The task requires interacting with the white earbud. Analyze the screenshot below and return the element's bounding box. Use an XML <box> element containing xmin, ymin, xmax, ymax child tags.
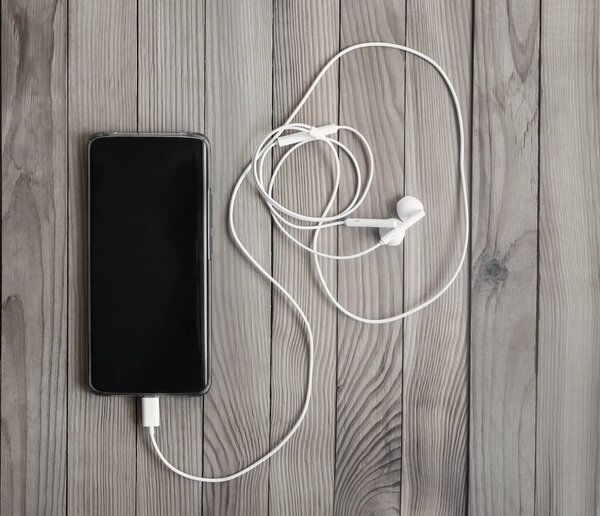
<box><xmin>345</xmin><ymin>196</ymin><xmax>425</xmax><ymax>246</ymax></box>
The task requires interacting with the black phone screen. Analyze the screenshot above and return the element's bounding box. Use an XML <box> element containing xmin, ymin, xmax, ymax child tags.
<box><xmin>88</xmin><ymin>134</ymin><xmax>210</xmax><ymax>395</ymax></box>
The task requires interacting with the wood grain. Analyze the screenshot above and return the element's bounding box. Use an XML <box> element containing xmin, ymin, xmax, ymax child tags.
<box><xmin>1</xmin><ymin>0</ymin><xmax>68</xmax><ymax>514</ymax></box>
<box><xmin>335</xmin><ymin>2</ymin><xmax>405</xmax><ymax>515</ymax></box>
<box><xmin>136</xmin><ymin>1</ymin><xmax>205</xmax><ymax>514</ymax></box>
<box><xmin>202</xmin><ymin>0</ymin><xmax>273</xmax><ymax>513</ymax></box>
<box><xmin>469</xmin><ymin>0</ymin><xmax>539</xmax><ymax>514</ymax></box>
<box><xmin>402</xmin><ymin>0</ymin><xmax>472</xmax><ymax>513</ymax></box>
<box><xmin>67</xmin><ymin>1</ymin><xmax>138</xmax><ymax>514</ymax></box>
<box><xmin>269</xmin><ymin>1</ymin><xmax>338</xmax><ymax>513</ymax></box>
<box><xmin>536</xmin><ymin>0</ymin><xmax>600</xmax><ymax>513</ymax></box>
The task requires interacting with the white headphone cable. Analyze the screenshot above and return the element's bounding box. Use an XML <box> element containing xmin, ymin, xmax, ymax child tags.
<box><xmin>143</xmin><ymin>41</ymin><xmax>469</xmax><ymax>483</ymax></box>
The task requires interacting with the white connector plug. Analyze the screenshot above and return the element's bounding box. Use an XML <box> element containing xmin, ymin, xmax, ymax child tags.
<box><xmin>141</xmin><ymin>396</ymin><xmax>160</xmax><ymax>429</ymax></box>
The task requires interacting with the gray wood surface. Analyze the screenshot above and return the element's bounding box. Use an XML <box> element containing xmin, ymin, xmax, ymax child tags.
<box><xmin>2</xmin><ymin>0</ymin><xmax>600</xmax><ymax>515</ymax></box>
<box><xmin>402</xmin><ymin>0</ymin><xmax>472</xmax><ymax>513</ymax></box>
<box><xmin>270</xmin><ymin>1</ymin><xmax>338</xmax><ymax>514</ymax></box>
<box><xmin>1</xmin><ymin>1</ymin><xmax>68</xmax><ymax>514</ymax></box>
<box><xmin>202</xmin><ymin>0</ymin><xmax>272</xmax><ymax>514</ymax></box>
<box><xmin>536</xmin><ymin>0</ymin><xmax>600</xmax><ymax>514</ymax></box>
<box><xmin>469</xmin><ymin>0</ymin><xmax>539</xmax><ymax>514</ymax></box>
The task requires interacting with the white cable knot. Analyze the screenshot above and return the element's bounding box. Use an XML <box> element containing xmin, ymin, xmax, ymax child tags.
<box><xmin>277</xmin><ymin>124</ymin><xmax>338</xmax><ymax>147</ymax></box>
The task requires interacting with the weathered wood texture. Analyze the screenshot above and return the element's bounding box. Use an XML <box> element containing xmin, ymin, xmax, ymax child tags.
<box><xmin>402</xmin><ymin>0</ymin><xmax>472</xmax><ymax>513</ymax></box>
<box><xmin>536</xmin><ymin>0</ymin><xmax>600</xmax><ymax>514</ymax></box>
<box><xmin>469</xmin><ymin>0</ymin><xmax>539</xmax><ymax>514</ymax></box>
<box><xmin>270</xmin><ymin>1</ymin><xmax>338</xmax><ymax>514</ymax></box>
<box><xmin>336</xmin><ymin>2</ymin><xmax>406</xmax><ymax>515</ymax></box>
<box><xmin>67</xmin><ymin>1</ymin><xmax>138</xmax><ymax>515</ymax></box>
<box><xmin>1</xmin><ymin>0</ymin><xmax>68</xmax><ymax>514</ymax></box>
<box><xmin>2</xmin><ymin>0</ymin><xmax>600</xmax><ymax>515</ymax></box>
<box><xmin>136</xmin><ymin>2</ymin><xmax>205</xmax><ymax>514</ymax></box>
<box><xmin>202</xmin><ymin>0</ymin><xmax>272</xmax><ymax>514</ymax></box>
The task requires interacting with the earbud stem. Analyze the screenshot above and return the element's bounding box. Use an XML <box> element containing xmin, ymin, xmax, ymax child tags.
<box><xmin>400</xmin><ymin>210</ymin><xmax>425</xmax><ymax>230</ymax></box>
<box><xmin>379</xmin><ymin>209</ymin><xmax>425</xmax><ymax>246</ymax></box>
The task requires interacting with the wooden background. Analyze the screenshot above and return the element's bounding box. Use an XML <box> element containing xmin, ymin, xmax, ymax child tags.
<box><xmin>2</xmin><ymin>0</ymin><xmax>599</xmax><ymax>514</ymax></box>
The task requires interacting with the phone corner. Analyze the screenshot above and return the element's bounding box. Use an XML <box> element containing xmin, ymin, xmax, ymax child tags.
<box><xmin>88</xmin><ymin>377</ymin><xmax>110</xmax><ymax>396</ymax></box>
<box><xmin>186</xmin><ymin>133</ymin><xmax>211</xmax><ymax>156</ymax></box>
<box><xmin>200</xmin><ymin>375</ymin><xmax>212</xmax><ymax>396</ymax></box>
<box><xmin>88</xmin><ymin>132</ymin><xmax>112</xmax><ymax>148</ymax></box>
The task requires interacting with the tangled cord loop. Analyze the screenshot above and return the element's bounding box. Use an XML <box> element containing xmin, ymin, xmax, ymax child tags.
<box><xmin>148</xmin><ymin>41</ymin><xmax>469</xmax><ymax>483</ymax></box>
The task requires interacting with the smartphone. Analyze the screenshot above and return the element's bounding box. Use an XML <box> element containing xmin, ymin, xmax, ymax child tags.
<box><xmin>88</xmin><ymin>133</ymin><xmax>210</xmax><ymax>395</ymax></box>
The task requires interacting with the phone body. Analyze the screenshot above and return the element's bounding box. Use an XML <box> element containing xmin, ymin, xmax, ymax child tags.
<box><xmin>88</xmin><ymin>133</ymin><xmax>211</xmax><ymax>395</ymax></box>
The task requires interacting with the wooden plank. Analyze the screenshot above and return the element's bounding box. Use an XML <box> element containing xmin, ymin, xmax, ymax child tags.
<box><xmin>1</xmin><ymin>0</ymin><xmax>68</xmax><ymax>514</ymax></box>
<box><xmin>136</xmin><ymin>1</ymin><xmax>205</xmax><ymax>514</ymax></box>
<box><xmin>469</xmin><ymin>0</ymin><xmax>539</xmax><ymax>514</ymax></box>
<box><xmin>202</xmin><ymin>0</ymin><xmax>272</xmax><ymax>513</ymax></box>
<box><xmin>269</xmin><ymin>1</ymin><xmax>338</xmax><ymax>513</ymax></box>
<box><xmin>335</xmin><ymin>2</ymin><xmax>405</xmax><ymax>515</ymax></box>
<box><xmin>67</xmin><ymin>1</ymin><xmax>137</xmax><ymax>514</ymax></box>
<box><xmin>536</xmin><ymin>0</ymin><xmax>600</xmax><ymax>513</ymax></box>
<box><xmin>402</xmin><ymin>0</ymin><xmax>472</xmax><ymax>513</ymax></box>
<box><xmin>138</xmin><ymin>0</ymin><xmax>204</xmax><ymax>134</ymax></box>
